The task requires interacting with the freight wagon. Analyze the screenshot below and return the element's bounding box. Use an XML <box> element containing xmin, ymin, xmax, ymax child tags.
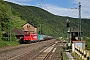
<box><xmin>38</xmin><ymin>34</ymin><xmax>45</xmax><ymax>41</ymax></box>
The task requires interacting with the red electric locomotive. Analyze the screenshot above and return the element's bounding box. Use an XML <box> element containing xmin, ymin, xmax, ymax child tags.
<box><xmin>24</xmin><ymin>32</ymin><xmax>38</xmax><ymax>43</ymax></box>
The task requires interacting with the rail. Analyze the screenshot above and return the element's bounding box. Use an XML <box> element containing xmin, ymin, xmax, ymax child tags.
<box><xmin>75</xmin><ymin>45</ymin><xmax>90</xmax><ymax>60</ymax></box>
<box><xmin>30</xmin><ymin>43</ymin><xmax>57</xmax><ymax>60</ymax></box>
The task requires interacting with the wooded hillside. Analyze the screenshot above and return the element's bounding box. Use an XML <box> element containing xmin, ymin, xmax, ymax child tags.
<box><xmin>1</xmin><ymin>0</ymin><xmax>90</xmax><ymax>38</ymax></box>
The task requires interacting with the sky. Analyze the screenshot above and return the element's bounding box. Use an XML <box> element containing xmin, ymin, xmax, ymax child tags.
<box><xmin>4</xmin><ymin>0</ymin><xmax>90</xmax><ymax>18</ymax></box>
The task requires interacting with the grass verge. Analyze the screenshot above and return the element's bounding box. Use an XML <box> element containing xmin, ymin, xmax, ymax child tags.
<box><xmin>58</xmin><ymin>46</ymin><xmax>69</xmax><ymax>60</ymax></box>
<box><xmin>71</xmin><ymin>52</ymin><xmax>82</xmax><ymax>60</ymax></box>
<box><xmin>0</xmin><ymin>40</ymin><xmax>19</xmax><ymax>48</ymax></box>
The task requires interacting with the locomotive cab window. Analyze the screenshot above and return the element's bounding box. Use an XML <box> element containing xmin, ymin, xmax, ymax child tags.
<box><xmin>25</xmin><ymin>34</ymin><xmax>30</xmax><ymax>36</ymax></box>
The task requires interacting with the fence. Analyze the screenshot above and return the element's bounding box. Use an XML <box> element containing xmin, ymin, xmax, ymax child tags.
<box><xmin>75</xmin><ymin>45</ymin><xmax>90</xmax><ymax>60</ymax></box>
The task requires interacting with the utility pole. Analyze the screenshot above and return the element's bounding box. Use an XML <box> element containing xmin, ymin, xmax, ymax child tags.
<box><xmin>0</xmin><ymin>8</ymin><xmax>1</xmax><ymax>40</ymax></box>
<box><xmin>0</xmin><ymin>22</ymin><xmax>1</xmax><ymax>40</ymax></box>
<box><xmin>71</xmin><ymin>2</ymin><xmax>81</xmax><ymax>40</ymax></box>
<box><xmin>40</xmin><ymin>24</ymin><xmax>41</xmax><ymax>34</ymax></box>
<box><xmin>78</xmin><ymin>2</ymin><xmax>81</xmax><ymax>40</ymax></box>
<box><xmin>8</xmin><ymin>6</ymin><xmax>12</xmax><ymax>42</ymax></box>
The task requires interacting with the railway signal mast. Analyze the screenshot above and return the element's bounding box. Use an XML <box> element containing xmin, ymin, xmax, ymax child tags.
<box><xmin>66</xmin><ymin>19</ymin><xmax>71</xmax><ymax>43</ymax></box>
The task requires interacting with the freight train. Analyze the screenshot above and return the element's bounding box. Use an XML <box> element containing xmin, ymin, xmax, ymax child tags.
<box><xmin>19</xmin><ymin>22</ymin><xmax>53</xmax><ymax>44</ymax></box>
<box><xmin>19</xmin><ymin>33</ymin><xmax>53</xmax><ymax>44</ymax></box>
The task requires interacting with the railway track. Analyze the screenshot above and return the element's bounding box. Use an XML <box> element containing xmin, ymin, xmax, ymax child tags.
<box><xmin>0</xmin><ymin>44</ymin><xmax>36</xmax><ymax>60</ymax></box>
<box><xmin>0</xmin><ymin>39</ymin><xmax>56</xmax><ymax>60</ymax></box>
<box><xmin>30</xmin><ymin>41</ymin><xmax>58</xmax><ymax>60</ymax></box>
<box><xmin>0</xmin><ymin>44</ymin><xmax>33</xmax><ymax>53</ymax></box>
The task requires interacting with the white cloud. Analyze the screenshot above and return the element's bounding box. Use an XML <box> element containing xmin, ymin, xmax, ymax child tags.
<box><xmin>72</xmin><ymin>0</ymin><xmax>90</xmax><ymax>18</ymax></box>
<box><xmin>4</xmin><ymin>0</ymin><xmax>32</xmax><ymax>3</ymax></box>
<box><xmin>41</xmin><ymin>0</ymin><xmax>90</xmax><ymax>18</ymax></box>
<box><xmin>42</xmin><ymin>4</ymin><xmax>78</xmax><ymax>18</ymax></box>
<box><xmin>4</xmin><ymin>0</ymin><xmax>33</xmax><ymax>5</ymax></box>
